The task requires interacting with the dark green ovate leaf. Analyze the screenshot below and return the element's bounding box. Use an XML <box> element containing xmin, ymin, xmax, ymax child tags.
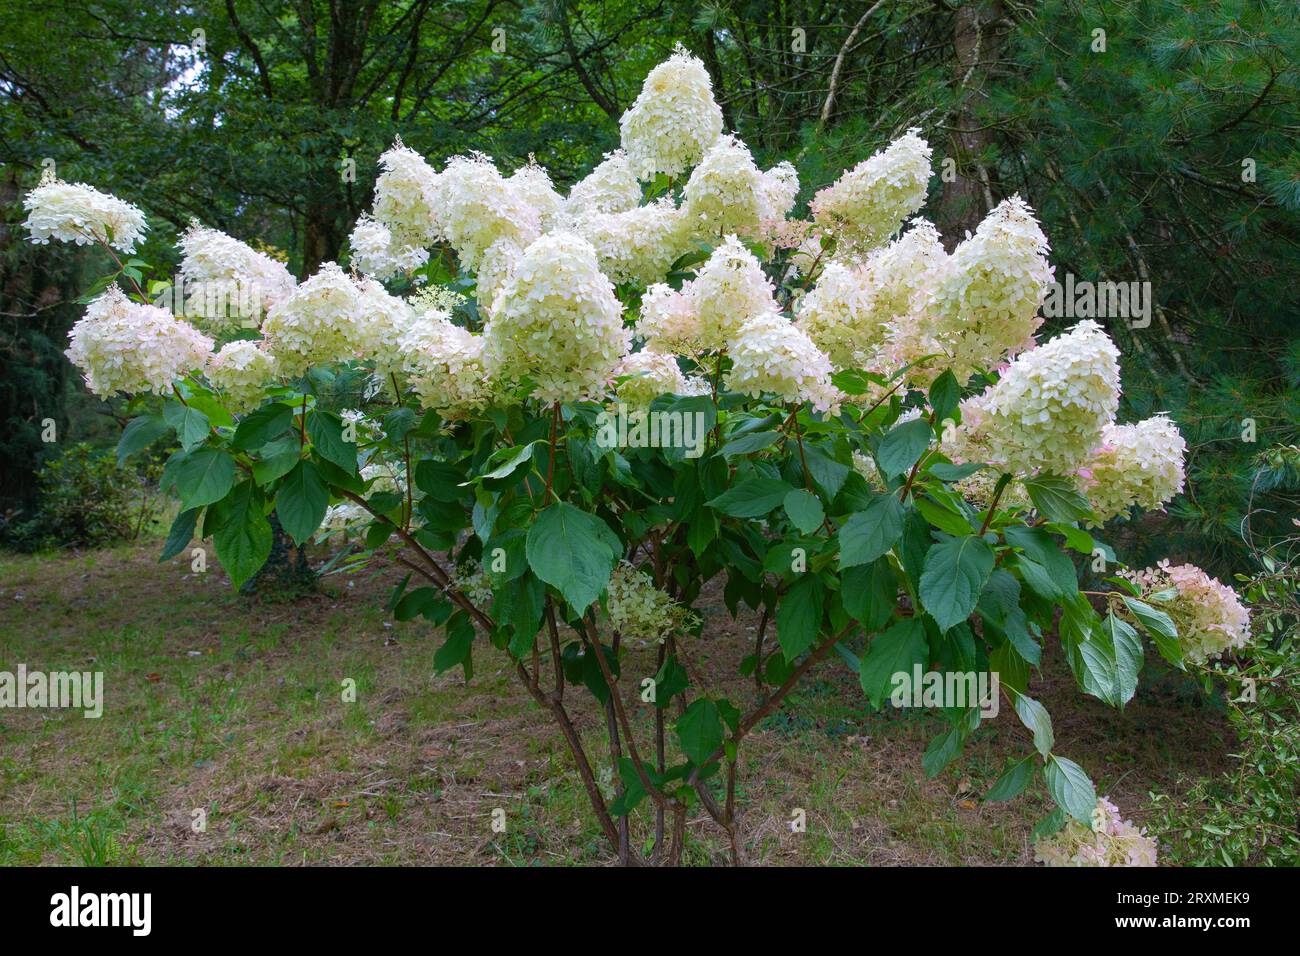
<box><xmin>928</xmin><ymin>370</ymin><xmax>961</xmax><ymax>424</ymax></box>
<box><xmin>919</xmin><ymin>536</ymin><xmax>995</xmax><ymax>632</ymax></box>
<box><xmin>676</xmin><ymin>699</ymin><xmax>724</xmax><ymax>766</ymax></box>
<box><xmin>117</xmin><ymin>414</ymin><xmax>169</xmax><ymax>464</ymax></box>
<box><xmin>433</xmin><ymin>612</ymin><xmax>476</xmax><ymax>678</ymax></box>
<box><xmin>1103</xmin><ymin>612</ymin><xmax>1143</xmax><ymax>706</ymax></box>
<box><xmin>275</xmin><ymin>459</ymin><xmax>329</xmax><ymax>545</ymax></box>
<box><xmin>776</xmin><ymin>574</ymin><xmax>824</xmax><ymax>661</ymax></box>
<box><xmin>307</xmin><ymin>409</ymin><xmax>358</xmax><ymax>474</ymax></box>
<box><xmin>840</xmin><ymin>559</ymin><xmax>898</xmax><ymax>633</ymax></box>
<box><xmin>837</xmin><ymin>494</ymin><xmax>905</xmax><ymax>569</ymax></box>
<box><xmin>984</xmin><ymin>755</ymin><xmax>1037</xmax><ymax>803</ymax></box>
<box><xmin>922</xmin><ymin>726</ymin><xmax>964</xmax><ymax>778</ymax></box>
<box><xmin>159</xmin><ymin>507</ymin><xmax>200</xmax><ymax>563</ymax></box>
<box><xmin>706</xmin><ymin>477</ymin><xmax>795</xmax><ymax>518</ymax></box>
<box><xmin>232</xmin><ymin>402</ymin><xmax>294</xmax><ymax>452</ymax></box>
<box><xmin>209</xmin><ymin>480</ymin><xmax>272</xmax><ymax>591</ymax></box>
<box><xmin>163</xmin><ymin>401</ymin><xmax>210</xmax><ymax>451</ymax></box>
<box><xmin>1011</xmin><ymin>691</ymin><xmax>1055</xmax><ymax>757</ymax></box>
<box><xmin>524</xmin><ymin>503</ymin><xmax>617</xmax><ymax>613</ymax></box>
<box><xmin>783</xmin><ymin>488</ymin><xmax>825</xmax><ymax>535</ymax></box>
<box><xmin>858</xmin><ymin>617</ymin><xmax>927</xmax><ymax>709</ymax></box>
<box><xmin>1122</xmin><ymin>596</ymin><xmax>1184</xmax><ymax>670</ymax></box>
<box><xmin>1045</xmin><ymin>755</ymin><xmax>1098</xmax><ymax>824</ymax></box>
<box><xmin>169</xmin><ymin>447</ymin><xmax>237</xmax><ymax>510</ymax></box>
<box><xmin>1023</xmin><ymin>473</ymin><xmax>1095</xmax><ymax>524</ymax></box>
<box><xmin>875</xmin><ymin>416</ymin><xmax>933</xmax><ymax>478</ymax></box>
<box><xmin>719</xmin><ymin>431</ymin><xmax>780</xmax><ymax>457</ymax></box>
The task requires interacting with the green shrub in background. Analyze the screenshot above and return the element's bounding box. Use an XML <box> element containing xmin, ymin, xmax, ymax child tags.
<box><xmin>1</xmin><ymin>442</ymin><xmax>161</xmax><ymax>551</ymax></box>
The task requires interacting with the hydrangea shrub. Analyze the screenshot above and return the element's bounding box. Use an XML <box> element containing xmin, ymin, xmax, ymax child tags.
<box><xmin>26</xmin><ymin>45</ymin><xmax>1252</xmax><ymax>866</ymax></box>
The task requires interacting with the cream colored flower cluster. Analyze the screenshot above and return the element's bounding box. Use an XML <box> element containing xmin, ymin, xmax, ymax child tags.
<box><xmin>261</xmin><ymin>262</ymin><xmax>367</xmax><ymax>376</ymax></box>
<box><xmin>1076</xmin><ymin>415</ymin><xmax>1186</xmax><ymax>524</ymax></box>
<box><xmin>808</xmin><ymin>129</ymin><xmax>931</xmax><ymax>253</ymax></box>
<box><xmin>919</xmin><ymin>196</ymin><xmax>1053</xmax><ymax>383</ymax></box>
<box><xmin>613</xmin><ymin>350</ymin><xmax>689</xmax><ymax>408</ymax></box>
<box><xmin>1123</xmin><ymin>561</ymin><xmax>1251</xmax><ymax>663</ymax></box>
<box><xmin>347</xmin><ymin>214</ymin><xmax>430</xmax><ymax>280</ymax></box>
<box><xmin>434</xmin><ymin>153</ymin><xmax>542</xmax><ymax>273</ymax></box>
<box><xmin>575</xmin><ymin>197</ymin><xmax>689</xmax><ymax>286</ymax></box>
<box><xmin>23</xmin><ymin>169</ymin><xmax>148</xmax><ymax>253</ymax></box>
<box><xmin>686</xmin><ymin>236</ymin><xmax>778</xmax><ymax>352</ymax></box>
<box><xmin>605</xmin><ymin>562</ymin><xmax>696</xmax><ymax>644</ymax></box>
<box><xmin>399</xmin><ymin>315</ymin><xmax>492</xmax><ymax>420</ymax></box>
<box><xmin>372</xmin><ymin>139</ymin><xmax>442</xmax><ymax>247</ymax></box>
<box><xmin>482</xmin><ymin>232</ymin><xmax>630</xmax><ymax>403</ymax></box>
<box><xmin>680</xmin><ymin>135</ymin><xmax>794</xmax><ymax>240</ymax></box>
<box><xmin>635</xmin><ymin>283</ymin><xmax>703</xmax><ymax>357</ymax></box>
<box><xmin>1033</xmin><ymin>796</ymin><xmax>1158</xmax><ymax>867</ymax></box>
<box><xmin>177</xmin><ymin>221</ymin><xmax>298</xmax><ymax>330</ymax></box>
<box><xmin>66</xmin><ymin>287</ymin><xmax>212</xmax><ymax>397</ymax></box>
<box><xmin>945</xmin><ymin>320</ymin><xmax>1121</xmax><ymax>476</ymax></box>
<box><xmin>205</xmin><ymin>340</ymin><xmax>278</xmax><ymax>412</ymax></box>
<box><xmin>727</xmin><ymin>309</ymin><xmax>840</xmax><ymax>413</ymax></box>
<box><xmin>619</xmin><ymin>45</ymin><xmax>723</xmax><ymax>181</ymax></box>
<box><xmin>565</xmin><ymin>150</ymin><xmax>642</xmax><ymax>217</ymax></box>
<box><xmin>452</xmin><ymin>562</ymin><xmax>495</xmax><ymax>609</ymax></box>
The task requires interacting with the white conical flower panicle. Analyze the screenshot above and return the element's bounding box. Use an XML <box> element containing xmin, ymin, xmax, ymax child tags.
<box><xmin>483</xmin><ymin>232</ymin><xmax>631</xmax><ymax>403</ymax></box>
<box><xmin>347</xmin><ymin>214</ymin><xmax>429</xmax><ymax>280</ymax></box>
<box><xmin>920</xmin><ymin>196</ymin><xmax>1053</xmax><ymax>381</ymax></box>
<box><xmin>1123</xmin><ymin>562</ymin><xmax>1251</xmax><ymax>663</ymax></box>
<box><xmin>680</xmin><ymin>135</ymin><xmax>773</xmax><ymax>240</ymax></box>
<box><xmin>566</xmin><ymin>149</ymin><xmax>642</xmax><ymax>217</ymax></box>
<box><xmin>575</xmin><ymin>197</ymin><xmax>688</xmax><ymax>286</ymax></box>
<box><xmin>953</xmin><ymin>320</ymin><xmax>1121</xmax><ymax>476</ymax></box>
<box><xmin>619</xmin><ymin>45</ymin><xmax>723</xmax><ymax>181</ymax></box>
<box><xmin>635</xmin><ymin>283</ymin><xmax>703</xmax><ymax>357</ymax></box>
<box><xmin>206</xmin><ymin>340</ymin><xmax>278</xmax><ymax>412</ymax></box>
<box><xmin>66</xmin><ymin>287</ymin><xmax>213</xmax><ymax>397</ymax></box>
<box><xmin>474</xmin><ymin>237</ymin><xmax>524</xmax><ymax>318</ymax></box>
<box><xmin>434</xmin><ymin>153</ymin><xmax>541</xmax><ymax>272</ymax></box>
<box><xmin>508</xmin><ymin>159</ymin><xmax>566</xmax><ymax>232</ymax></box>
<box><xmin>177</xmin><ymin>221</ymin><xmax>297</xmax><ymax>330</ymax></box>
<box><xmin>759</xmin><ymin>162</ymin><xmax>800</xmax><ymax>223</ymax></box>
<box><xmin>727</xmin><ymin>309</ymin><xmax>840</xmax><ymax>412</ymax></box>
<box><xmin>688</xmin><ymin>235</ymin><xmax>778</xmax><ymax>352</ymax></box>
<box><xmin>353</xmin><ymin>276</ymin><xmax>419</xmax><ymax>370</ymax></box>
<box><xmin>24</xmin><ymin>170</ymin><xmax>148</xmax><ymax>253</ymax></box>
<box><xmin>373</xmin><ymin>139</ymin><xmax>442</xmax><ymax>247</ymax></box>
<box><xmin>261</xmin><ymin>262</ymin><xmax>366</xmax><ymax>375</ymax></box>
<box><xmin>613</xmin><ymin>349</ymin><xmax>689</xmax><ymax>408</ymax></box>
<box><xmin>398</xmin><ymin>316</ymin><xmax>492</xmax><ymax>420</ymax></box>
<box><xmin>796</xmin><ymin>261</ymin><xmax>884</xmax><ymax>370</ymax></box>
<box><xmin>1077</xmin><ymin>415</ymin><xmax>1187</xmax><ymax>524</ymax></box>
<box><xmin>809</xmin><ymin>129</ymin><xmax>931</xmax><ymax>252</ymax></box>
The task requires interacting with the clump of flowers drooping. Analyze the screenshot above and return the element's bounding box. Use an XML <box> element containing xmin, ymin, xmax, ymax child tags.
<box><xmin>321</xmin><ymin>460</ymin><xmax>405</xmax><ymax>538</ymax></box>
<box><xmin>66</xmin><ymin>287</ymin><xmax>213</xmax><ymax>397</ymax></box>
<box><xmin>680</xmin><ymin>135</ymin><xmax>787</xmax><ymax>240</ymax></box>
<box><xmin>613</xmin><ymin>350</ymin><xmax>689</xmax><ymax>408</ymax></box>
<box><xmin>398</xmin><ymin>314</ymin><xmax>492</xmax><ymax>421</ymax></box>
<box><xmin>636</xmin><ymin>283</ymin><xmax>703</xmax><ymax>357</ymax></box>
<box><xmin>177</xmin><ymin>221</ymin><xmax>298</xmax><ymax>330</ymax></box>
<box><xmin>605</xmin><ymin>562</ymin><xmax>697</xmax><ymax>644</ymax></box>
<box><xmin>727</xmin><ymin>309</ymin><xmax>840</xmax><ymax>413</ymax></box>
<box><xmin>206</xmin><ymin>340</ymin><xmax>278</xmax><ymax>412</ymax></box>
<box><xmin>23</xmin><ymin>169</ymin><xmax>148</xmax><ymax>253</ymax></box>
<box><xmin>915</xmin><ymin>196</ymin><xmax>1053</xmax><ymax>384</ymax></box>
<box><xmin>508</xmin><ymin>158</ymin><xmax>567</xmax><ymax>232</ymax></box>
<box><xmin>347</xmin><ymin>214</ymin><xmax>430</xmax><ymax>280</ymax></box>
<box><xmin>619</xmin><ymin>44</ymin><xmax>723</xmax><ymax>181</ymax></box>
<box><xmin>1033</xmin><ymin>796</ymin><xmax>1158</xmax><ymax>867</ymax></box>
<box><xmin>1076</xmin><ymin>415</ymin><xmax>1187</xmax><ymax>524</ymax></box>
<box><xmin>372</xmin><ymin>138</ymin><xmax>442</xmax><ymax>247</ymax></box>
<box><xmin>945</xmin><ymin>320</ymin><xmax>1121</xmax><ymax>477</ymax></box>
<box><xmin>260</xmin><ymin>262</ymin><xmax>366</xmax><ymax>376</ymax></box>
<box><xmin>808</xmin><ymin>129</ymin><xmax>931</xmax><ymax>253</ymax></box>
<box><xmin>1122</xmin><ymin>561</ymin><xmax>1251</xmax><ymax>663</ymax></box>
<box><xmin>565</xmin><ymin>149</ymin><xmax>642</xmax><ymax>218</ymax></box>
<box><xmin>452</xmin><ymin>561</ymin><xmax>495</xmax><ymax>609</ymax></box>
<box><xmin>575</xmin><ymin>197</ymin><xmax>689</xmax><ymax>286</ymax></box>
<box><xmin>483</xmin><ymin>232</ymin><xmax>630</xmax><ymax>403</ymax></box>
<box><xmin>434</xmin><ymin>153</ymin><xmax>541</xmax><ymax>273</ymax></box>
<box><xmin>687</xmin><ymin>236</ymin><xmax>779</xmax><ymax>352</ymax></box>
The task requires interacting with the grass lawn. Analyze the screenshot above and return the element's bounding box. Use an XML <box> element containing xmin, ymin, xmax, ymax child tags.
<box><xmin>0</xmin><ymin>540</ymin><xmax>1235</xmax><ymax>866</ymax></box>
